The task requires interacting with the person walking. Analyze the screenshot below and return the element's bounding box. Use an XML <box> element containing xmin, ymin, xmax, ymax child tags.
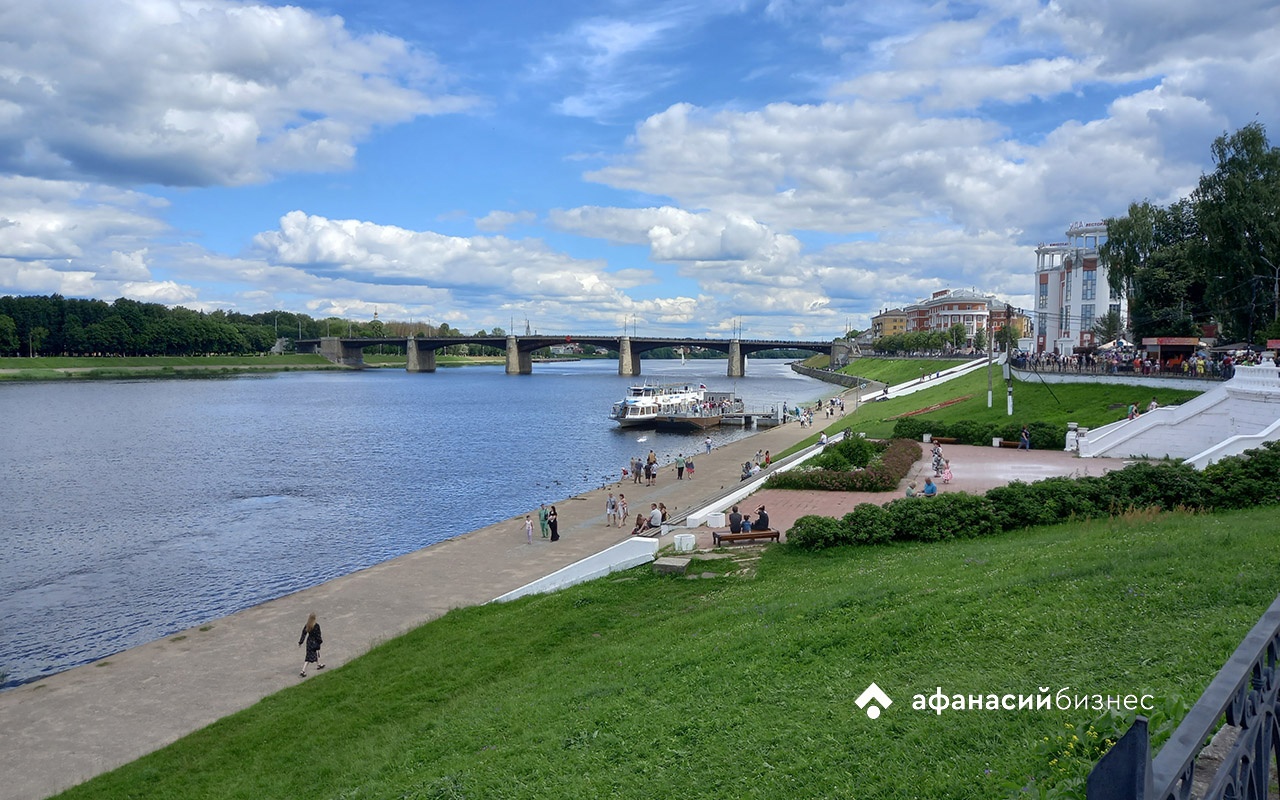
<box><xmin>548</xmin><ymin>506</ymin><xmax>559</xmax><ymax>541</ymax></box>
<box><xmin>704</xmin><ymin>436</ymin><xmax>712</xmax><ymax>454</ymax></box>
<box><xmin>297</xmin><ymin>612</ymin><xmax>325</xmax><ymax>677</ymax></box>
<box><xmin>684</xmin><ymin>455</ymin><xmax>694</xmax><ymax>480</ymax></box>
<box><xmin>1018</xmin><ymin>426</ymin><xmax>1031</xmax><ymax>451</ymax></box>
<box><xmin>605</xmin><ymin>493</ymin><xmax>618</xmax><ymax>526</ymax></box>
<box><xmin>525</xmin><ymin>514</ymin><xmax>534</xmax><ymax>544</ymax></box>
<box><xmin>618</xmin><ymin>493</ymin><xmax>628</xmax><ymax>525</ymax></box>
<box><xmin>538</xmin><ymin>503</ymin><xmax>550</xmax><ymax>538</ymax></box>
<box><xmin>675</xmin><ymin>454</ymin><xmax>686</xmax><ymax>480</ymax></box>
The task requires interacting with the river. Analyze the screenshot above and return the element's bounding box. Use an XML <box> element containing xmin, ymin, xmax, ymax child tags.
<box><xmin>0</xmin><ymin>359</ymin><xmax>830</xmax><ymax>688</ymax></box>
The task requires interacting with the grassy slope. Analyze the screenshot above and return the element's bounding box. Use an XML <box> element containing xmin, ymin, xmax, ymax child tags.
<box><xmin>840</xmin><ymin>356</ymin><xmax>975</xmax><ymax>386</ymax></box>
<box><xmin>58</xmin><ymin>508</ymin><xmax>1280</xmax><ymax>800</ymax></box>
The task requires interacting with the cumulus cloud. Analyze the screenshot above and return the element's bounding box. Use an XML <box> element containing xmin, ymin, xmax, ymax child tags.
<box><xmin>549</xmin><ymin>206</ymin><xmax>801</xmax><ymax>265</ymax></box>
<box><xmin>0</xmin><ymin>0</ymin><xmax>475</xmax><ymax>187</ymax></box>
<box><xmin>475</xmin><ymin>210</ymin><xmax>537</xmax><ymax>232</ymax></box>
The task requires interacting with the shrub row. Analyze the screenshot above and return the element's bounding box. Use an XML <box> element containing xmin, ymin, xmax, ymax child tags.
<box><xmin>763</xmin><ymin>438</ymin><xmax>921</xmax><ymax>493</ymax></box>
<box><xmin>786</xmin><ymin>441</ymin><xmax>1280</xmax><ymax>550</ymax></box>
<box><xmin>891</xmin><ymin>417</ymin><xmax>1064</xmax><ymax>450</ymax></box>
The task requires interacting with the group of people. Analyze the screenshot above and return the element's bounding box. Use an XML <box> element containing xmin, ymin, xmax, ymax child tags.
<box><xmin>905</xmin><ymin>477</ymin><xmax>940</xmax><ymax>498</ymax></box>
<box><xmin>630</xmin><ymin>502</ymin><xmax>669</xmax><ymax>536</ymax></box>
<box><xmin>1125</xmin><ymin>397</ymin><xmax>1161</xmax><ymax>420</ymax></box>
<box><xmin>627</xmin><ymin>451</ymin><xmax>661</xmax><ymax>486</ymax></box>
<box><xmin>526</xmin><ymin>503</ymin><xmax>559</xmax><ymax>542</ymax></box>
<box><xmin>603</xmin><ymin>493</ymin><xmax>630</xmax><ymax>527</ymax></box>
<box><xmin>727</xmin><ymin>504</ymin><xmax>770</xmax><ymax>533</ymax></box>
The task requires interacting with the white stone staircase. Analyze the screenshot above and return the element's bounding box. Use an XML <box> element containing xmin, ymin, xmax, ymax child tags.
<box><xmin>1077</xmin><ymin>361</ymin><xmax>1280</xmax><ymax>466</ymax></box>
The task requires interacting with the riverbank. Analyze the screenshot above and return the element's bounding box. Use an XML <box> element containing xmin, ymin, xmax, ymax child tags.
<box><xmin>0</xmin><ymin>405</ymin><xmax>833</xmax><ymax>800</ymax></box>
<box><xmin>0</xmin><ymin>354</ymin><xmax>525</xmax><ymax>380</ymax></box>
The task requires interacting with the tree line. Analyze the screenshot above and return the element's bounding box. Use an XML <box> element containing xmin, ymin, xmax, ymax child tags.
<box><xmin>1101</xmin><ymin>122</ymin><xmax>1280</xmax><ymax>344</ymax></box>
<box><xmin>0</xmin><ymin>294</ymin><xmax>517</xmax><ymax>358</ymax></box>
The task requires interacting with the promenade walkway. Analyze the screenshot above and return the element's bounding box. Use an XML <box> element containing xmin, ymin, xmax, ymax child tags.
<box><xmin>0</xmin><ymin>374</ymin><xmax>1136</xmax><ymax>800</ymax></box>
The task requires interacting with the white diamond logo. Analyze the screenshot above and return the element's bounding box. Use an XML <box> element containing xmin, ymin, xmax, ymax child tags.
<box><xmin>855</xmin><ymin>682</ymin><xmax>892</xmax><ymax>719</ymax></box>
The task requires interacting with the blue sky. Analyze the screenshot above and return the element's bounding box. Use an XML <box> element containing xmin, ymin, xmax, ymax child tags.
<box><xmin>1</xmin><ymin>0</ymin><xmax>1278</xmax><ymax>338</ymax></box>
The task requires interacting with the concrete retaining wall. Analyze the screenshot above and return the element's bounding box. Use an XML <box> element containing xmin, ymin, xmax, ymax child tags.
<box><xmin>491</xmin><ymin>537</ymin><xmax>661</xmax><ymax>602</ymax></box>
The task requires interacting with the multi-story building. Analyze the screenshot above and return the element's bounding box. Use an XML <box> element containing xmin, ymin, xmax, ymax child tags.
<box><xmin>869</xmin><ymin>308</ymin><xmax>908</xmax><ymax>339</ymax></box>
<box><xmin>1033</xmin><ymin>221</ymin><xmax>1126</xmax><ymax>353</ymax></box>
<box><xmin>905</xmin><ymin>288</ymin><xmax>996</xmax><ymax>340</ymax></box>
<box><xmin>874</xmin><ymin>289</ymin><xmax>1028</xmax><ymax>347</ymax></box>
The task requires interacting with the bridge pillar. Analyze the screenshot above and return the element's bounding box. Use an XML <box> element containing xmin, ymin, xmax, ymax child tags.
<box><xmin>617</xmin><ymin>336</ymin><xmax>640</xmax><ymax>376</ymax></box>
<box><xmin>728</xmin><ymin>340</ymin><xmax>745</xmax><ymax>378</ymax></box>
<box><xmin>406</xmin><ymin>338</ymin><xmax>436</xmax><ymax>373</ymax></box>
<box><xmin>319</xmin><ymin>336</ymin><xmax>365</xmax><ymax>367</ymax></box>
<box><xmin>505</xmin><ymin>335</ymin><xmax>532</xmax><ymax>375</ymax></box>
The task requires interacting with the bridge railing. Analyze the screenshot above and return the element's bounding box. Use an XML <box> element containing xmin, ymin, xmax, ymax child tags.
<box><xmin>1086</xmin><ymin>592</ymin><xmax>1280</xmax><ymax>800</ymax></box>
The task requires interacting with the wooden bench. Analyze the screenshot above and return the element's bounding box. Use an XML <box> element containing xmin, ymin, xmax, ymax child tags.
<box><xmin>713</xmin><ymin>528</ymin><xmax>781</xmax><ymax>546</ymax></box>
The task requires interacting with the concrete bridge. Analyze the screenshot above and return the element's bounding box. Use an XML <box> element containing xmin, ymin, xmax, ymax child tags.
<box><xmin>296</xmin><ymin>335</ymin><xmax>835</xmax><ymax>377</ymax></box>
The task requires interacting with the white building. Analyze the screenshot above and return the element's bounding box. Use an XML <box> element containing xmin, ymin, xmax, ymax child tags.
<box><xmin>1033</xmin><ymin>221</ymin><xmax>1127</xmax><ymax>353</ymax></box>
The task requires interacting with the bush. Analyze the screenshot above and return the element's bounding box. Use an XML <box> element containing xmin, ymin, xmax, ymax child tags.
<box><xmin>811</xmin><ymin>435</ymin><xmax>882</xmax><ymax>471</ymax></box>
<box><xmin>891</xmin><ymin>418</ymin><xmax>929</xmax><ymax>441</ymax></box>
<box><xmin>842</xmin><ymin>503</ymin><xmax>893</xmax><ymax>545</ymax></box>
<box><xmin>1098</xmin><ymin>462</ymin><xmax>1208</xmax><ymax>513</ymax></box>
<box><xmin>786</xmin><ymin>514</ymin><xmax>850</xmax><ymax>550</ymax></box>
<box><xmin>765</xmin><ymin>438</ymin><xmax>920</xmax><ymax>493</ymax></box>
<box><xmin>948</xmin><ymin>419</ymin><xmax>992</xmax><ymax>446</ymax></box>
<box><xmin>882</xmin><ymin>493</ymin><xmax>999</xmax><ymax>542</ymax></box>
<box><xmin>1203</xmin><ymin>440</ymin><xmax>1280</xmax><ymax>510</ymax></box>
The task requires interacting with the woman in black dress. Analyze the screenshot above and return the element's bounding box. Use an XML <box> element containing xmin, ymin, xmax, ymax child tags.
<box><xmin>298</xmin><ymin>612</ymin><xmax>325</xmax><ymax>676</ymax></box>
<box><xmin>548</xmin><ymin>506</ymin><xmax>560</xmax><ymax>541</ymax></box>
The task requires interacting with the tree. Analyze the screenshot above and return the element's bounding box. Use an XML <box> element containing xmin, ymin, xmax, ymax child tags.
<box><xmin>946</xmin><ymin>323</ymin><xmax>967</xmax><ymax>349</ymax></box>
<box><xmin>0</xmin><ymin>314</ymin><xmax>17</xmax><ymax>355</ymax></box>
<box><xmin>1091</xmin><ymin>309</ymin><xmax>1126</xmax><ymax>343</ymax></box>
<box><xmin>972</xmin><ymin>327</ymin><xmax>987</xmax><ymax>352</ymax></box>
<box><xmin>1101</xmin><ymin>199</ymin><xmax>1207</xmax><ymax>341</ymax></box>
<box><xmin>1194</xmin><ymin>122</ymin><xmax>1280</xmax><ymax>343</ymax></box>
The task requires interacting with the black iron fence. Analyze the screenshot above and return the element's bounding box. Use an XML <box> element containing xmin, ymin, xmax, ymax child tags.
<box><xmin>1087</xmin><ymin>593</ymin><xmax>1280</xmax><ymax>799</ymax></box>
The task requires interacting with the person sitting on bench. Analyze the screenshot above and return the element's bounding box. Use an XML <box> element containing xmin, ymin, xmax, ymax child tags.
<box><xmin>754</xmin><ymin>505</ymin><xmax>770</xmax><ymax>531</ymax></box>
<box><xmin>742</xmin><ymin>514</ymin><xmax>753</xmax><ymax>532</ymax></box>
<box><xmin>728</xmin><ymin>505</ymin><xmax>743</xmax><ymax>533</ymax></box>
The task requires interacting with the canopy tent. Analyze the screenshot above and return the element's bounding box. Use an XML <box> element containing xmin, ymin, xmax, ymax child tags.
<box><xmin>1097</xmin><ymin>338</ymin><xmax>1133</xmax><ymax>350</ymax></box>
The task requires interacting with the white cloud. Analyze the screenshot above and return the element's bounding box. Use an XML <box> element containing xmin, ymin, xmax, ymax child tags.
<box><xmin>0</xmin><ymin>0</ymin><xmax>475</xmax><ymax>187</ymax></box>
<box><xmin>475</xmin><ymin>210</ymin><xmax>537</xmax><ymax>232</ymax></box>
<box><xmin>549</xmin><ymin>206</ymin><xmax>801</xmax><ymax>265</ymax></box>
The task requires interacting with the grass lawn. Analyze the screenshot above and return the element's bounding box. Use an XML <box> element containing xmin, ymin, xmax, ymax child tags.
<box><xmin>56</xmin><ymin>507</ymin><xmax>1280</xmax><ymax>799</ymax></box>
<box><xmin>772</xmin><ymin>363</ymin><xmax>1204</xmax><ymax>459</ymax></box>
<box><xmin>840</xmin><ymin>356</ymin><xmax>977</xmax><ymax>386</ymax></box>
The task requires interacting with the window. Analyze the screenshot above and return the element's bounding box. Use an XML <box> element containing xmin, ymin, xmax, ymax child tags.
<box><xmin>1064</xmin><ymin>271</ymin><xmax>1073</xmax><ymax>301</ymax></box>
<box><xmin>1038</xmin><ymin>282</ymin><xmax>1048</xmax><ymax>309</ymax></box>
<box><xmin>1081</xmin><ymin>304</ymin><xmax>1095</xmax><ymax>329</ymax></box>
<box><xmin>1036</xmin><ymin>313</ymin><xmax>1046</xmax><ymax>335</ymax></box>
<box><xmin>1082</xmin><ymin>270</ymin><xmax>1097</xmax><ymax>301</ymax></box>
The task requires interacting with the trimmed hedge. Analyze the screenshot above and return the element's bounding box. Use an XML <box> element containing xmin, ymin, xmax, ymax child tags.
<box><xmin>892</xmin><ymin>417</ymin><xmax>1064</xmax><ymax>450</ymax></box>
<box><xmin>764</xmin><ymin>438</ymin><xmax>921</xmax><ymax>492</ymax></box>
<box><xmin>787</xmin><ymin>440</ymin><xmax>1280</xmax><ymax>550</ymax></box>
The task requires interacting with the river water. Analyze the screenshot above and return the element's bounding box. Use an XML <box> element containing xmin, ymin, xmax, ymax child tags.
<box><xmin>0</xmin><ymin>359</ymin><xmax>829</xmax><ymax>688</ymax></box>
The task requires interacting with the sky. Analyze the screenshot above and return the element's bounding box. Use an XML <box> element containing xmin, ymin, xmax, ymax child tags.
<box><xmin>1</xmin><ymin>0</ymin><xmax>1278</xmax><ymax>340</ymax></box>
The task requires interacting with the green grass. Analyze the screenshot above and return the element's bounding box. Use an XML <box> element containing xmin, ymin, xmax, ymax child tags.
<box><xmin>55</xmin><ymin>507</ymin><xmax>1280</xmax><ymax>799</ymax></box>
<box><xmin>840</xmin><ymin>356</ymin><xmax>976</xmax><ymax>387</ymax></box>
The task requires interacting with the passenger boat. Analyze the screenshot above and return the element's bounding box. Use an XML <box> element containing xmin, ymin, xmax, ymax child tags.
<box><xmin>652</xmin><ymin>392</ymin><xmax>745</xmax><ymax>431</ymax></box>
<box><xmin>609</xmin><ymin>382</ymin><xmax>707</xmax><ymax>427</ymax></box>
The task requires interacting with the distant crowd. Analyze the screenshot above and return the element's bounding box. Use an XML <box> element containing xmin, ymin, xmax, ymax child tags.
<box><xmin>1009</xmin><ymin>349</ymin><xmax>1265</xmax><ymax>379</ymax></box>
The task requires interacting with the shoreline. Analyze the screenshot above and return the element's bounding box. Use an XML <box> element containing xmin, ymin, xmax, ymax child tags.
<box><xmin>0</xmin><ymin>405</ymin><xmax>832</xmax><ymax>800</ymax></box>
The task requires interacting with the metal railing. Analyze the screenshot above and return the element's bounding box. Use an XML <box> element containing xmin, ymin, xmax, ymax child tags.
<box><xmin>1087</xmin><ymin>593</ymin><xmax>1280</xmax><ymax>799</ymax></box>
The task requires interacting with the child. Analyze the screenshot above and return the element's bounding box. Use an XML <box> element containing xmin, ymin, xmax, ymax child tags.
<box><xmin>941</xmin><ymin>460</ymin><xmax>953</xmax><ymax>484</ymax></box>
<box><xmin>525</xmin><ymin>514</ymin><xmax>534</xmax><ymax>544</ymax></box>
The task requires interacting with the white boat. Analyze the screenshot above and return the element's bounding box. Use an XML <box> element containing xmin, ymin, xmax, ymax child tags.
<box><xmin>609</xmin><ymin>382</ymin><xmax>707</xmax><ymax>427</ymax></box>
